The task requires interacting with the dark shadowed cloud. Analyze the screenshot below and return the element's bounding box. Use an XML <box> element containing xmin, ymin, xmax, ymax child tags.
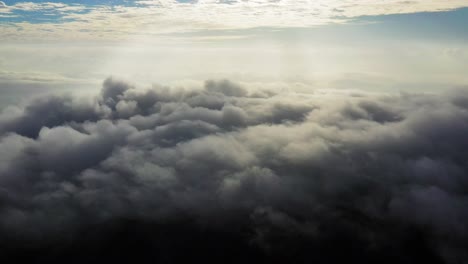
<box><xmin>0</xmin><ymin>77</ymin><xmax>468</xmax><ymax>263</ymax></box>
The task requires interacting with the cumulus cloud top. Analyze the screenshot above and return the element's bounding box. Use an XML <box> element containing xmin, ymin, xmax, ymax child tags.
<box><xmin>1</xmin><ymin>78</ymin><xmax>468</xmax><ymax>263</ymax></box>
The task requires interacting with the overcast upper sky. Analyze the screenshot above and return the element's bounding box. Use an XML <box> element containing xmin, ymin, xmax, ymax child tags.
<box><xmin>1</xmin><ymin>1</ymin><xmax>468</xmax><ymax>108</ymax></box>
<box><xmin>1</xmin><ymin>0</ymin><xmax>468</xmax><ymax>33</ymax></box>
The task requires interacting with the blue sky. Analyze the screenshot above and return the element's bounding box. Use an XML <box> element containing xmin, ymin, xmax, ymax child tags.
<box><xmin>2</xmin><ymin>0</ymin><xmax>468</xmax><ymax>29</ymax></box>
<box><xmin>0</xmin><ymin>0</ymin><xmax>134</xmax><ymax>23</ymax></box>
<box><xmin>3</xmin><ymin>0</ymin><xmax>134</xmax><ymax>4</ymax></box>
<box><xmin>1</xmin><ymin>0</ymin><xmax>468</xmax><ymax>39</ymax></box>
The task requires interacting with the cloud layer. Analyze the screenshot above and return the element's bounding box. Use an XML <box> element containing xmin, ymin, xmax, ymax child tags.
<box><xmin>2</xmin><ymin>0</ymin><xmax>468</xmax><ymax>40</ymax></box>
<box><xmin>1</xmin><ymin>78</ymin><xmax>468</xmax><ymax>263</ymax></box>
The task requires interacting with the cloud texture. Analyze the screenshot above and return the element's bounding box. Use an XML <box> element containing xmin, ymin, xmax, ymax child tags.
<box><xmin>1</xmin><ymin>78</ymin><xmax>468</xmax><ymax>263</ymax></box>
<box><xmin>2</xmin><ymin>0</ymin><xmax>468</xmax><ymax>40</ymax></box>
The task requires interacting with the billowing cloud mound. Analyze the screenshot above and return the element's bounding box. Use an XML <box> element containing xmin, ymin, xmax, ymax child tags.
<box><xmin>1</xmin><ymin>78</ymin><xmax>468</xmax><ymax>263</ymax></box>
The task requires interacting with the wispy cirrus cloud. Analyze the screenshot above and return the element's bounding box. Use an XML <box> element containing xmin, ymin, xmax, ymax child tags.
<box><xmin>1</xmin><ymin>0</ymin><xmax>468</xmax><ymax>40</ymax></box>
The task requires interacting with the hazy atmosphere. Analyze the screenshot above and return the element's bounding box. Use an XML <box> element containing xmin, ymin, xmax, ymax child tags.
<box><xmin>1</xmin><ymin>1</ymin><xmax>468</xmax><ymax>263</ymax></box>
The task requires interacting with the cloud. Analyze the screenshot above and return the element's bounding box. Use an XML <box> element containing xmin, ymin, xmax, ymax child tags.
<box><xmin>2</xmin><ymin>0</ymin><xmax>468</xmax><ymax>40</ymax></box>
<box><xmin>1</xmin><ymin>77</ymin><xmax>468</xmax><ymax>263</ymax></box>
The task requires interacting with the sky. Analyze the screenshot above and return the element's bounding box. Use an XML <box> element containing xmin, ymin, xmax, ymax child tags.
<box><xmin>1</xmin><ymin>0</ymin><xmax>468</xmax><ymax>107</ymax></box>
<box><xmin>1</xmin><ymin>1</ymin><xmax>468</xmax><ymax>263</ymax></box>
